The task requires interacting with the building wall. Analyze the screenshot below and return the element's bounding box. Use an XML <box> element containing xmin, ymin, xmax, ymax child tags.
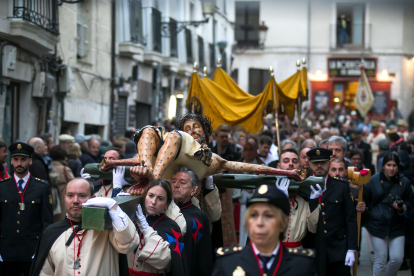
<box><xmin>58</xmin><ymin>0</ymin><xmax>112</xmax><ymax>138</ymax></box>
<box><xmin>232</xmin><ymin>0</ymin><xmax>414</xmax><ymax>119</ymax></box>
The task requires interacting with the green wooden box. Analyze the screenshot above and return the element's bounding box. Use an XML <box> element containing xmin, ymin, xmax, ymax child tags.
<box><xmin>82</xmin><ymin>196</ymin><xmax>143</xmax><ymax>231</ymax></box>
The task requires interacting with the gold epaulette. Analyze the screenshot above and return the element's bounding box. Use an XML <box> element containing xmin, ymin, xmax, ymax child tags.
<box><xmin>288</xmin><ymin>248</ymin><xmax>315</xmax><ymax>258</ymax></box>
<box><xmin>216</xmin><ymin>246</ymin><xmax>243</xmax><ymax>257</ymax></box>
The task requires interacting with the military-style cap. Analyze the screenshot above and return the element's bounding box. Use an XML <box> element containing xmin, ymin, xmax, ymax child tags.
<box><xmin>58</xmin><ymin>134</ymin><xmax>75</xmax><ymax>142</ymax></box>
<box><xmin>306</xmin><ymin>147</ymin><xmax>333</xmax><ymax>163</ymax></box>
<box><xmin>371</xmin><ymin>120</ymin><xmax>381</xmax><ymax>128</ymax></box>
<box><xmin>247</xmin><ymin>184</ymin><xmax>290</xmax><ymax>216</ymax></box>
<box><xmin>397</xmin><ymin>119</ymin><xmax>408</xmax><ymax>128</ymax></box>
<box><xmin>8</xmin><ymin>142</ymin><xmax>34</xmax><ymax>157</ymax></box>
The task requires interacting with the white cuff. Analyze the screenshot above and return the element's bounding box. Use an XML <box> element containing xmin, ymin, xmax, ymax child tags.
<box><xmin>109</xmin><ymin>206</ymin><xmax>128</xmax><ymax>230</ymax></box>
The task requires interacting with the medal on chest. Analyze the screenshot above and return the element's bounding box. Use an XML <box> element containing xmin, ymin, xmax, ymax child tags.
<box><xmin>69</xmin><ymin>220</ymin><xmax>88</xmax><ymax>270</ymax></box>
<box><xmin>20</xmin><ymin>202</ymin><xmax>25</xmax><ymax>210</ymax></box>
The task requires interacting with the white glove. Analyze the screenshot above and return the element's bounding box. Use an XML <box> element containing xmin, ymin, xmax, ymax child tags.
<box><xmin>275</xmin><ymin>178</ymin><xmax>290</xmax><ymax>197</ymax></box>
<box><xmin>310</xmin><ymin>184</ymin><xmax>323</xmax><ymax>199</ymax></box>
<box><xmin>345</xmin><ymin>250</ymin><xmax>355</xmax><ymax>267</ymax></box>
<box><xmin>135</xmin><ymin>204</ymin><xmax>150</xmax><ymax>232</ymax></box>
<box><xmin>205</xmin><ymin>175</ymin><xmax>214</xmax><ymax>190</ymax></box>
<box><xmin>117</xmin><ymin>192</ymin><xmax>131</xmax><ymax>197</ymax></box>
<box><xmin>80</xmin><ymin>168</ymin><xmax>91</xmax><ymax>180</ymax></box>
<box><xmin>109</xmin><ymin>206</ymin><xmax>128</xmax><ymax>230</ymax></box>
<box><xmin>82</xmin><ymin>197</ymin><xmax>117</xmax><ymax>209</ymax></box>
<box><xmin>0</xmin><ymin>254</ymin><xmax>2</xmax><ymax>262</ymax></box>
<box><xmin>112</xmin><ymin>166</ymin><xmax>126</xmax><ymax>189</ymax></box>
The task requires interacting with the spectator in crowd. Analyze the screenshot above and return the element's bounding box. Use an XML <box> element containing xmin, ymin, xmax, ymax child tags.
<box><xmin>358</xmin><ymin>153</ymin><xmax>414</xmax><ymax>276</ymax></box>
<box><xmin>321</xmin><ymin>129</ymin><xmax>332</xmax><ymax>140</ymax></box>
<box><xmin>28</xmin><ymin>137</ymin><xmax>50</xmax><ymax>182</ymax></box>
<box><xmin>112</xmin><ymin>138</ymin><xmax>126</xmax><ymax>153</ymax></box>
<box><xmin>74</xmin><ymin>134</ymin><xmax>90</xmax><ymax>153</ymax></box>
<box><xmin>303</xmin><ymin>129</ymin><xmax>315</xmax><ymax>140</ymax></box>
<box><xmin>66</xmin><ymin>142</ymin><xmax>83</xmax><ymax>177</ymax></box>
<box><xmin>0</xmin><ymin>139</ymin><xmax>9</xmax><ymax>180</ymax></box>
<box><xmin>80</xmin><ymin>139</ymin><xmax>100</xmax><ymax>166</ymax></box>
<box><xmin>301</xmin><ymin>139</ymin><xmax>317</xmax><ymax>149</ymax></box>
<box><xmin>50</xmin><ymin>145</ymin><xmax>75</xmax><ymax>222</ymax></box>
<box><xmin>280</xmin><ymin>139</ymin><xmax>297</xmax><ymax>151</ymax></box>
<box><xmin>246</xmin><ymin>135</ymin><xmax>258</xmax><ymax>147</ymax></box>
<box><xmin>236</xmin><ymin>132</ymin><xmax>246</xmax><ymax>151</ymax></box>
<box><xmin>327</xmin><ymin>136</ymin><xmax>350</xmax><ymax>166</ymax></box>
<box><xmin>212</xmin><ymin>129</ymin><xmax>239</xmax><ymax>161</ymax></box>
<box><xmin>319</xmin><ymin>139</ymin><xmax>328</xmax><ymax>148</ymax></box>
<box><xmin>260</xmin><ymin>130</ymin><xmax>279</xmax><ymax>160</ymax></box>
<box><xmin>300</xmin><ymin>147</ymin><xmax>311</xmax><ymax>170</ymax></box>
<box><xmin>40</xmin><ymin>133</ymin><xmax>55</xmax><ymax>154</ymax></box>
<box><xmin>257</xmin><ymin>136</ymin><xmax>275</xmax><ymax>165</ymax></box>
<box><xmin>348</xmin><ymin>129</ymin><xmax>372</xmax><ymax>170</ymax></box>
<box><xmin>125</xmin><ymin>140</ymin><xmax>137</xmax><ymax>159</ymax></box>
<box><xmin>58</xmin><ymin>134</ymin><xmax>74</xmax><ymax>150</ymax></box>
<box><xmin>349</xmin><ymin>149</ymin><xmax>364</xmax><ymax>170</ymax></box>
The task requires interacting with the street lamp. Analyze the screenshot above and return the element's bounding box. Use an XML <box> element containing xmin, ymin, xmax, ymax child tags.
<box><xmin>201</xmin><ymin>0</ymin><xmax>215</xmax><ymax>17</ymax></box>
<box><xmin>258</xmin><ymin>21</ymin><xmax>268</xmax><ymax>46</ymax></box>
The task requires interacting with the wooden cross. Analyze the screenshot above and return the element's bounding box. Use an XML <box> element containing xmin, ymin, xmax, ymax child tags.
<box><xmin>348</xmin><ymin>167</ymin><xmax>371</xmax><ymax>276</ymax></box>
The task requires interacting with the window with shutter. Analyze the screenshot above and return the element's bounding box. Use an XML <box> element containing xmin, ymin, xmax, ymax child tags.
<box><xmin>170</xmin><ymin>18</ymin><xmax>178</xmax><ymax>57</ymax></box>
<box><xmin>235</xmin><ymin>1</ymin><xmax>259</xmax><ymax>46</ymax></box>
<box><xmin>130</xmin><ymin>0</ymin><xmax>143</xmax><ymax>44</ymax></box>
<box><xmin>198</xmin><ymin>36</ymin><xmax>205</xmax><ymax>69</ymax></box>
<box><xmin>248</xmin><ymin>69</ymin><xmax>270</xmax><ymax>96</ymax></box>
<box><xmin>185</xmin><ymin>29</ymin><xmax>193</xmax><ymax>64</ymax></box>
<box><xmin>152</xmin><ymin>8</ymin><xmax>162</xmax><ymax>53</ymax></box>
<box><xmin>115</xmin><ymin>96</ymin><xmax>128</xmax><ymax>136</ymax></box>
<box><xmin>77</xmin><ymin>2</ymin><xmax>90</xmax><ymax>59</ymax></box>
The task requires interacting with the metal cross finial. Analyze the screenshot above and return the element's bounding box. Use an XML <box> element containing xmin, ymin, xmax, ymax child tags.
<box><xmin>269</xmin><ymin>66</ymin><xmax>274</xmax><ymax>76</ymax></box>
<box><xmin>302</xmin><ymin>58</ymin><xmax>307</xmax><ymax>67</ymax></box>
<box><xmin>193</xmin><ymin>62</ymin><xmax>199</xmax><ymax>72</ymax></box>
<box><xmin>203</xmin><ymin>66</ymin><xmax>208</xmax><ymax>76</ymax></box>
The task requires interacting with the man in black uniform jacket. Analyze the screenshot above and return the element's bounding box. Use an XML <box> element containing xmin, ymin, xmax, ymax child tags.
<box><xmin>172</xmin><ymin>167</ymin><xmax>213</xmax><ymax>276</ymax></box>
<box><xmin>0</xmin><ymin>142</ymin><xmax>53</xmax><ymax>276</ymax></box>
<box><xmin>307</xmin><ymin>147</ymin><xmax>358</xmax><ymax>276</ymax></box>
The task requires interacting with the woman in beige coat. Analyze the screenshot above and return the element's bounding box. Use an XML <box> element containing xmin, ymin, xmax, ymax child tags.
<box><xmin>50</xmin><ymin>145</ymin><xmax>75</xmax><ymax>222</ymax></box>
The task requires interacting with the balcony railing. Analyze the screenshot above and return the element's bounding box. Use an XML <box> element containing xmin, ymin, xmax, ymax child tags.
<box><xmin>330</xmin><ymin>23</ymin><xmax>371</xmax><ymax>50</ymax></box>
<box><xmin>12</xmin><ymin>0</ymin><xmax>59</xmax><ymax>34</ymax></box>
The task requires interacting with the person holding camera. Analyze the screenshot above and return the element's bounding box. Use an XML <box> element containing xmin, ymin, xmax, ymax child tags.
<box><xmin>357</xmin><ymin>152</ymin><xmax>414</xmax><ymax>276</ymax></box>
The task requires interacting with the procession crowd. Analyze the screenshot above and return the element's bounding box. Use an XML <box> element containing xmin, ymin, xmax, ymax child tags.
<box><xmin>1</xmin><ymin>104</ymin><xmax>414</xmax><ymax>276</ymax></box>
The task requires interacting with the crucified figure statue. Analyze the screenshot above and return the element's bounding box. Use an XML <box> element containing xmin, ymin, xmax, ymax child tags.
<box><xmin>100</xmin><ymin>114</ymin><xmax>305</xmax><ymax>195</ymax></box>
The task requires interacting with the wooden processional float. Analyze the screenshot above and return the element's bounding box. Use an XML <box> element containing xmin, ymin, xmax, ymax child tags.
<box><xmin>81</xmin><ymin>157</ymin><xmax>326</xmax><ymax>231</ymax></box>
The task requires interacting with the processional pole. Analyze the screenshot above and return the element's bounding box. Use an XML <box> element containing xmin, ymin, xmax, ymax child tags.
<box><xmin>270</xmin><ymin>66</ymin><xmax>281</xmax><ymax>156</ymax></box>
<box><xmin>297</xmin><ymin>59</ymin><xmax>303</xmax><ymax>150</ymax></box>
<box><xmin>192</xmin><ymin>62</ymin><xmax>198</xmax><ymax>113</ymax></box>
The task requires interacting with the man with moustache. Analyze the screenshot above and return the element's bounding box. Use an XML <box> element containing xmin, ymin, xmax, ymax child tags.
<box><xmin>275</xmin><ymin>149</ymin><xmax>322</xmax><ymax>249</ymax></box>
<box><xmin>0</xmin><ymin>142</ymin><xmax>53</xmax><ymax>276</ymax></box>
<box><xmin>306</xmin><ymin>148</ymin><xmax>357</xmax><ymax>276</ymax></box>
<box><xmin>30</xmin><ymin>178</ymin><xmax>139</xmax><ymax>276</ymax></box>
